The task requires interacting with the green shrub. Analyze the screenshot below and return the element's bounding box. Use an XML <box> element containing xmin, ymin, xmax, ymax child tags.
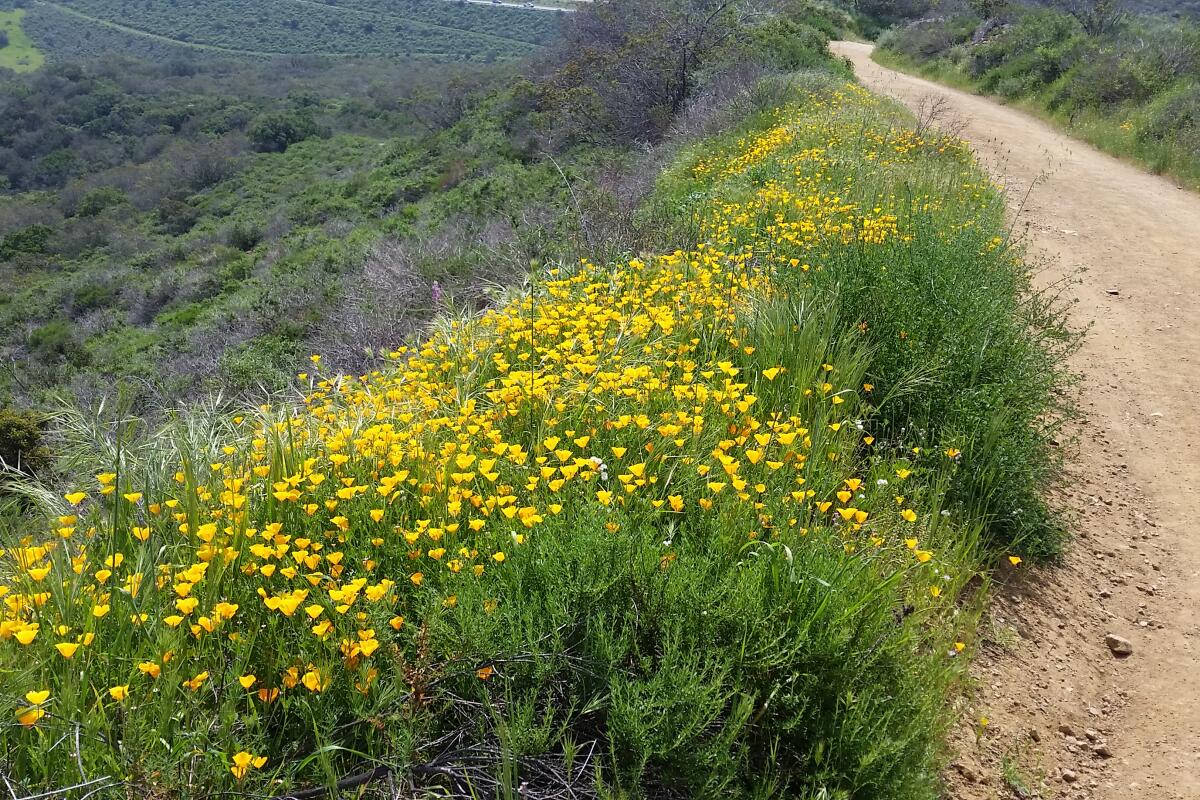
<box><xmin>0</xmin><ymin>407</ymin><xmax>50</xmax><ymax>475</ymax></box>
<box><xmin>217</xmin><ymin>335</ymin><xmax>300</xmax><ymax>393</ymax></box>
<box><xmin>226</xmin><ymin>220</ymin><xmax>264</xmax><ymax>251</ymax></box>
<box><xmin>76</xmin><ymin>186</ymin><xmax>128</xmax><ymax>217</ymax></box>
<box><xmin>29</xmin><ymin>319</ymin><xmax>75</xmax><ymax>361</ymax></box>
<box><xmin>1139</xmin><ymin>80</ymin><xmax>1200</xmax><ymax>143</ymax></box>
<box><xmin>0</xmin><ymin>223</ymin><xmax>52</xmax><ymax>260</ymax></box>
<box><xmin>248</xmin><ymin>111</ymin><xmax>323</xmax><ymax>153</ymax></box>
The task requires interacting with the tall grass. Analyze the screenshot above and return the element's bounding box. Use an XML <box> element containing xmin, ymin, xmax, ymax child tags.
<box><xmin>0</xmin><ymin>74</ymin><xmax>1065</xmax><ymax>798</ymax></box>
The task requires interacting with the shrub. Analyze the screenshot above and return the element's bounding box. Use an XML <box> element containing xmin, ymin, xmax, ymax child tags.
<box><xmin>0</xmin><ymin>223</ymin><xmax>52</xmax><ymax>260</ymax></box>
<box><xmin>248</xmin><ymin>111</ymin><xmax>323</xmax><ymax>153</ymax></box>
<box><xmin>29</xmin><ymin>319</ymin><xmax>75</xmax><ymax>361</ymax></box>
<box><xmin>0</xmin><ymin>408</ymin><xmax>50</xmax><ymax>476</ymax></box>
<box><xmin>76</xmin><ymin>186</ymin><xmax>129</xmax><ymax>218</ymax></box>
<box><xmin>217</xmin><ymin>335</ymin><xmax>298</xmax><ymax>394</ymax></box>
<box><xmin>226</xmin><ymin>219</ymin><xmax>264</xmax><ymax>251</ymax></box>
<box><xmin>156</xmin><ymin>198</ymin><xmax>202</xmax><ymax>234</ymax></box>
<box><xmin>1140</xmin><ymin>81</ymin><xmax>1200</xmax><ymax>143</ymax></box>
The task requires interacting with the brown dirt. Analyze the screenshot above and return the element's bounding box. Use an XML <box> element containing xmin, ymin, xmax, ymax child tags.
<box><xmin>832</xmin><ymin>41</ymin><xmax>1200</xmax><ymax>799</ymax></box>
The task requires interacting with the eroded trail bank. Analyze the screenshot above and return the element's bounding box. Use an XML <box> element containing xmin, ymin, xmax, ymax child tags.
<box><xmin>832</xmin><ymin>40</ymin><xmax>1200</xmax><ymax>800</ymax></box>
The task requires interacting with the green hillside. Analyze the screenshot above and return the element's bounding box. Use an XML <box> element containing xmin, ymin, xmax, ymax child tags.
<box><xmin>0</xmin><ymin>8</ymin><xmax>44</xmax><ymax>71</ymax></box>
<box><xmin>877</xmin><ymin>1</ymin><xmax>1200</xmax><ymax>188</ymax></box>
<box><xmin>19</xmin><ymin>0</ymin><xmax>565</xmax><ymax>62</ymax></box>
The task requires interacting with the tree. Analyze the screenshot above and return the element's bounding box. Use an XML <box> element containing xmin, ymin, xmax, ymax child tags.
<box><xmin>0</xmin><ymin>30</ymin><xmax>10</xmax><ymax>49</ymax></box>
<box><xmin>1056</xmin><ymin>0</ymin><xmax>1125</xmax><ymax>36</ymax></box>
<box><xmin>534</xmin><ymin>0</ymin><xmax>749</xmax><ymax>145</ymax></box>
<box><xmin>247</xmin><ymin>111</ymin><xmax>321</xmax><ymax>153</ymax></box>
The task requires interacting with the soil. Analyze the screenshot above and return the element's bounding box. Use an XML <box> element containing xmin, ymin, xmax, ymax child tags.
<box><xmin>832</xmin><ymin>41</ymin><xmax>1200</xmax><ymax>800</ymax></box>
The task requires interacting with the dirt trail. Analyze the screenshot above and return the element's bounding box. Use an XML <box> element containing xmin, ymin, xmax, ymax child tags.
<box><xmin>831</xmin><ymin>41</ymin><xmax>1200</xmax><ymax>799</ymax></box>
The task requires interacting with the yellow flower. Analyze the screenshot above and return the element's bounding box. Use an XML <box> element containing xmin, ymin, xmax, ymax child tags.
<box><xmin>301</xmin><ymin>669</ymin><xmax>323</xmax><ymax>693</ymax></box>
<box><xmin>54</xmin><ymin>642</ymin><xmax>80</xmax><ymax>659</ymax></box>
<box><xmin>64</xmin><ymin>491</ymin><xmax>87</xmax><ymax>505</ymax></box>
<box><xmin>230</xmin><ymin>751</ymin><xmax>268</xmax><ymax>780</ymax></box>
<box><xmin>25</xmin><ymin>690</ymin><xmax>50</xmax><ymax>705</ymax></box>
<box><xmin>16</xmin><ymin>707</ymin><xmax>45</xmax><ymax>727</ymax></box>
<box><xmin>108</xmin><ymin>685</ymin><xmax>130</xmax><ymax>701</ymax></box>
<box><xmin>1008</xmin><ymin>555</ymin><xmax>1022</xmax><ymax>566</ymax></box>
<box><xmin>238</xmin><ymin>674</ymin><xmax>257</xmax><ymax>689</ymax></box>
<box><xmin>183</xmin><ymin>671</ymin><xmax>209</xmax><ymax>691</ymax></box>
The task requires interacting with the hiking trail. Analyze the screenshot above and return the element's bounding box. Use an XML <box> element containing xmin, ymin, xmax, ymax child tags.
<box><xmin>832</xmin><ymin>40</ymin><xmax>1200</xmax><ymax>800</ymax></box>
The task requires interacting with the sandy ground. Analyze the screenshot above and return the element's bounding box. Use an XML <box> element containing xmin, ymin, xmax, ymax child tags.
<box><xmin>831</xmin><ymin>41</ymin><xmax>1200</xmax><ymax>799</ymax></box>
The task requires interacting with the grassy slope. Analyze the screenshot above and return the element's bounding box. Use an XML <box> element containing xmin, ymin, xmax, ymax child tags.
<box><xmin>0</xmin><ymin>72</ymin><xmax>1065</xmax><ymax>797</ymax></box>
<box><xmin>37</xmin><ymin>0</ymin><xmax>554</xmax><ymax>59</ymax></box>
<box><xmin>872</xmin><ymin>47</ymin><xmax>1200</xmax><ymax>191</ymax></box>
<box><xmin>0</xmin><ymin>9</ymin><xmax>45</xmax><ymax>72</ymax></box>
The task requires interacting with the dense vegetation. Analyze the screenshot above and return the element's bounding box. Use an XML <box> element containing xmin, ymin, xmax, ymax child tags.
<box><xmin>876</xmin><ymin>0</ymin><xmax>1200</xmax><ymax>187</ymax></box>
<box><xmin>10</xmin><ymin>0</ymin><xmax>563</xmax><ymax>62</ymax></box>
<box><xmin>0</xmin><ymin>0</ymin><xmax>1073</xmax><ymax>797</ymax></box>
<box><xmin>1</xmin><ymin>55</ymin><xmax>1070</xmax><ymax>800</ymax></box>
<box><xmin>0</xmin><ymin>0</ymin><xmax>860</xmax><ymax>415</ymax></box>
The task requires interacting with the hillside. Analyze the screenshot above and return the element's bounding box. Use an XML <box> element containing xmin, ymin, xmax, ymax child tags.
<box><xmin>9</xmin><ymin>0</ymin><xmax>566</xmax><ymax>62</ymax></box>
<box><xmin>876</xmin><ymin>1</ymin><xmax>1200</xmax><ymax>188</ymax></box>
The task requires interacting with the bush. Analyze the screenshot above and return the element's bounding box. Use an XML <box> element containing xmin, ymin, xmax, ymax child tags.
<box><xmin>0</xmin><ymin>223</ymin><xmax>52</xmax><ymax>260</ymax></box>
<box><xmin>0</xmin><ymin>408</ymin><xmax>50</xmax><ymax>475</ymax></box>
<box><xmin>247</xmin><ymin>111</ymin><xmax>323</xmax><ymax>153</ymax></box>
<box><xmin>29</xmin><ymin>319</ymin><xmax>75</xmax><ymax>361</ymax></box>
<box><xmin>1140</xmin><ymin>81</ymin><xmax>1200</xmax><ymax>143</ymax></box>
<box><xmin>76</xmin><ymin>186</ymin><xmax>129</xmax><ymax>217</ymax></box>
<box><xmin>225</xmin><ymin>219</ymin><xmax>264</xmax><ymax>251</ymax></box>
<box><xmin>217</xmin><ymin>335</ymin><xmax>298</xmax><ymax>394</ymax></box>
<box><xmin>156</xmin><ymin>198</ymin><xmax>202</xmax><ymax>234</ymax></box>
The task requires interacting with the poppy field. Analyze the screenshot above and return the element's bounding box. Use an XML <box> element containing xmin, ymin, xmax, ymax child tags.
<box><xmin>0</xmin><ymin>77</ymin><xmax>1066</xmax><ymax>798</ymax></box>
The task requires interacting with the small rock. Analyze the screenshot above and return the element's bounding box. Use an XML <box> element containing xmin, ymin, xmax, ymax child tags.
<box><xmin>1084</xmin><ymin>729</ymin><xmax>1099</xmax><ymax>742</ymax></box>
<box><xmin>1106</xmin><ymin>288</ymin><xmax>1120</xmax><ymax>295</ymax></box>
<box><xmin>953</xmin><ymin>762</ymin><xmax>979</xmax><ymax>783</ymax></box>
<box><xmin>1093</xmin><ymin>743</ymin><xmax>1113</xmax><ymax>758</ymax></box>
<box><xmin>1029</xmin><ymin>727</ymin><xmax>1041</xmax><ymax>742</ymax></box>
<box><xmin>1105</xmin><ymin>633</ymin><xmax>1134</xmax><ymax>657</ymax></box>
<box><xmin>1062</xmin><ymin>768</ymin><xmax>1079</xmax><ymax>783</ymax></box>
<box><xmin>1058</xmin><ymin>723</ymin><xmax>1076</xmax><ymax>737</ymax></box>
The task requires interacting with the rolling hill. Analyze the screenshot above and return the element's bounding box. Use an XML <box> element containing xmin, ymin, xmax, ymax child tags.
<box><xmin>12</xmin><ymin>0</ymin><xmax>568</xmax><ymax>63</ymax></box>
